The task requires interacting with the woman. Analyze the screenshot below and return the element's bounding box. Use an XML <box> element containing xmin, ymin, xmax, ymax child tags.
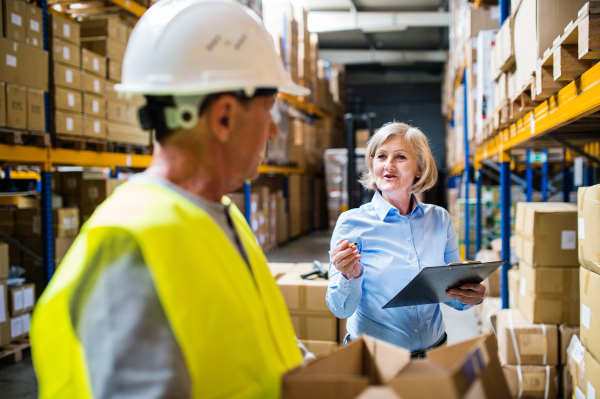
<box><xmin>327</xmin><ymin>122</ymin><xmax>485</xmax><ymax>356</ymax></box>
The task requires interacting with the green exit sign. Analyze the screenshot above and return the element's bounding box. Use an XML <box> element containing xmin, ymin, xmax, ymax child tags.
<box><xmin>528</xmin><ymin>152</ymin><xmax>547</xmax><ymax>163</ymax></box>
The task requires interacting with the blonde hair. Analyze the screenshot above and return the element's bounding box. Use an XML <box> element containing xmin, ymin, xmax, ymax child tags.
<box><xmin>359</xmin><ymin>122</ymin><xmax>437</xmax><ymax>193</ymax></box>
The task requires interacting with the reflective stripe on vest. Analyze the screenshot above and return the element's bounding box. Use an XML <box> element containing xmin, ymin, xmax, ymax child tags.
<box><xmin>31</xmin><ymin>181</ymin><xmax>302</xmax><ymax>398</ymax></box>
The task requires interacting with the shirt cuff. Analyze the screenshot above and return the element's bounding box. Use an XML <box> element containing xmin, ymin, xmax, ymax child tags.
<box><xmin>341</xmin><ymin>264</ymin><xmax>365</xmax><ymax>286</ymax></box>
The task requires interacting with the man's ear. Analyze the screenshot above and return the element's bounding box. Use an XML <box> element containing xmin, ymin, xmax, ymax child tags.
<box><xmin>207</xmin><ymin>94</ymin><xmax>237</xmax><ymax>143</ymax></box>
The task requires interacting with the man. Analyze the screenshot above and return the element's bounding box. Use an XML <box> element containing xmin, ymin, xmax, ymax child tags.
<box><xmin>31</xmin><ymin>1</ymin><xmax>311</xmax><ymax>398</ymax></box>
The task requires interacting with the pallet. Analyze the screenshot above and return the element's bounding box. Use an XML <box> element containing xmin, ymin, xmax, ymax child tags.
<box><xmin>0</xmin><ymin>128</ymin><xmax>50</xmax><ymax>147</ymax></box>
<box><xmin>106</xmin><ymin>141</ymin><xmax>152</xmax><ymax>155</ymax></box>
<box><xmin>0</xmin><ymin>338</ymin><xmax>30</xmax><ymax>364</ymax></box>
<box><xmin>54</xmin><ymin>135</ymin><xmax>108</xmax><ymax>151</ymax></box>
<box><xmin>534</xmin><ymin>2</ymin><xmax>600</xmax><ymax>100</ymax></box>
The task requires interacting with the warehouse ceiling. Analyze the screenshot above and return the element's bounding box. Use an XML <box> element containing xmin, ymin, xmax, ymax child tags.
<box><xmin>279</xmin><ymin>0</ymin><xmax>449</xmax><ymax>85</ymax></box>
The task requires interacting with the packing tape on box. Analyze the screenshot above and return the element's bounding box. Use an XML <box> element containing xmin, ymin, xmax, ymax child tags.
<box><xmin>515</xmin><ymin>365</ymin><xmax>551</xmax><ymax>399</ymax></box>
<box><xmin>507</xmin><ymin>309</ymin><xmax>548</xmax><ymax>365</ymax></box>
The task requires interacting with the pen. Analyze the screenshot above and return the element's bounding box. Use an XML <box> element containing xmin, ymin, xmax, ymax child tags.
<box><xmin>348</xmin><ymin>242</ymin><xmax>358</xmax><ymax>248</ymax></box>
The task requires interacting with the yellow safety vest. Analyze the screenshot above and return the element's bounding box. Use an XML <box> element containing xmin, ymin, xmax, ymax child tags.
<box><xmin>31</xmin><ymin>181</ymin><xmax>302</xmax><ymax>399</ymax></box>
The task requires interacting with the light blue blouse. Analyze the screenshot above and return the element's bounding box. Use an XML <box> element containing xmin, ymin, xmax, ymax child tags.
<box><xmin>326</xmin><ymin>191</ymin><xmax>470</xmax><ymax>352</ymax></box>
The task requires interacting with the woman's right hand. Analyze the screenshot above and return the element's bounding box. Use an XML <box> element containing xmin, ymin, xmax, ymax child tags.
<box><xmin>330</xmin><ymin>239</ymin><xmax>362</xmax><ymax>279</ymax></box>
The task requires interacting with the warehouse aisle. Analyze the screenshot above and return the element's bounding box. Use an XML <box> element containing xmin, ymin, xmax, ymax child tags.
<box><xmin>267</xmin><ymin>231</ymin><xmax>482</xmax><ymax>347</ymax></box>
<box><xmin>0</xmin><ymin>351</ymin><xmax>36</xmax><ymax>399</ymax></box>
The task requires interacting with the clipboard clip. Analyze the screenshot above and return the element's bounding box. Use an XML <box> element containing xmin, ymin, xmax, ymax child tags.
<box><xmin>446</xmin><ymin>261</ymin><xmax>482</xmax><ymax>267</ymax></box>
<box><xmin>301</xmin><ymin>260</ymin><xmax>329</xmax><ymax>280</ymax></box>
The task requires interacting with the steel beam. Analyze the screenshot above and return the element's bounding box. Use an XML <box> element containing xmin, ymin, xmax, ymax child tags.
<box><xmin>308</xmin><ymin>11</ymin><xmax>449</xmax><ymax>33</ymax></box>
<box><xmin>318</xmin><ymin>50</ymin><xmax>446</xmax><ymax>65</ymax></box>
<box><xmin>500</xmin><ymin>157</ymin><xmax>511</xmax><ymax>309</ymax></box>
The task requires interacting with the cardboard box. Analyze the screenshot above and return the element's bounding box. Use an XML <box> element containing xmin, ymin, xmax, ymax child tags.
<box><xmin>517</xmin><ymin>260</ymin><xmax>579</xmax><ymax>325</ymax></box>
<box><xmin>300</xmin><ymin>340</ymin><xmax>338</xmax><ymax>357</ymax></box>
<box><xmin>277</xmin><ymin>195</ymin><xmax>289</xmax><ymax>245</ymax></box>
<box><xmin>8</xmin><ymin>283</ymin><xmax>35</xmax><ymax>316</ymax></box>
<box><xmin>106</xmin><ymin>99</ymin><xmax>128</xmax><ymax>123</ymax></box>
<box><xmin>6</xmin><ymin>83</ymin><xmax>26</xmax><ymax>129</ymax></box>
<box><xmin>567</xmin><ymin>334</ymin><xmax>585</xmax><ymax>397</ymax></box>
<box><xmin>54</xmin><ymin>110</ymin><xmax>82</xmax><ymax>136</ymax></box>
<box><xmin>126</xmin><ymin>104</ymin><xmax>140</xmax><ymax>126</ymax></box>
<box><xmin>536</xmin><ymin>0</ymin><xmax>589</xmax><ymax>60</ymax></box>
<box><xmin>496</xmin><ymin>308</ymin><xmax>559</xmax><ymax>365</ymax></box>
<box><xmin>26</xmin><ymin>88</ymin><xmax>44</xmax><ymax>131</ymax></box>
<box><xmin>82</xmin><ymin>92</ymin><xmax>105</xmax><ymax>117</ymax></box>
<box><xmin>562</xmin><ymin>366</ymin><xmax>574</xmax><ymax>399</ymax></box>
<box><xmin>80</xmin><ymin>179</ymin><xmax>123</xmax><ymax>206</ymax></box>
<box><xmin>277</xmin><ymin>263</ymin><xmax>337</xmax><ymax>341</ymax></box>
<box><xmin>81</xmin><ymin>37</ymin><xmax>126</xmax><ymax>61</ymax></box>
<box><xmin>20</xmin><ymin>43</ymin><xmax>48</xmax><ymax>91</ymax></box>
<box><xmin>83</xmin><ymin>115</ymin><xmax>106</xmax><ymax>139</ymax></box>
<box><xmin>82</xmin><ymin>72</ymin><xmax>104</xmax><ymax>95</ymax></box>
<box><xmin>502</xmin><ymin>364</ymin><xmax>558</xmax><ymax>399</ymax></box>
<box><xmin>0</xmin><ymin>316</ymin><xmax>10</xmax><ymax>346</ymax></box>
<box><xmin>53</xmin><ymin>62</ymin><xmax>81</xmax><ymax>90</ymax></box>
<box><xmin>4</xmin><ymin>0</ymin><xmax>26</xmax><ymax>43</ymax></box>
<box><xmin>54</xmin><ymin>86</ymin><xmax>82</xmax><ymax>113</ymax></box>
<box><xmin>50</xmin><ymin>13</ymin><xmax>80</xmax><ymax>45</ymax></box>
<box><xmin>267</xmin><ymin>262</ymin><xmax>295</xmax><ymax>281</ymax></box>
<box><xmin>15</xmin><ymin>207</ymin><xmax>79</xmax><ymax>238</ymax></box>
<box><xmin>81</xmin><ymin>48</ymin><xmax>106</xmax><ymax>78</ymax></box>
<box><xmin>21</xmin><ymin>236</ymin><xmax>76</xmax><ymax>270</ymax></box>
<box><xmin>25</xmin><ymin>3</ymin><xmax>42</xmax><ymax>48</ymax></box>
<box><xmin>508</xmin><ymin>268</ymin><xmax>520</xmax><ymax>310</ymax></box>
<box><xmin>10</xmin><ymin>312</ymin><xmax>30</xmax><ymax>339</ymax></box>
<box><xmin>578</xmin><ymin>185</ymin><xmax>600</xmax><ymax>275</ymax></box>
<box><xmin>513</xmin><ymin>0</ymin><xmax>537</xmax><ymax>93</ymax></box>
<box><xmin>390</xmin><ymin>334</ymin><xmax>511</xmax><ymax>399</ymax></box>
<box><xmin>584</xmin><ymin>349</ymin><xmax>600</xmax><ymax>399</ymax></box>
<box><xmin>61</xmin><ymin>171</ymin><xmax>82</xmax><ymax>195</ymax></box>
<box><xmin>480</xmin><ymin>297</ymin><xmax>502</xmax><ymax>336</ymax></box>
<box><xmin>0</xmin><ymin>38</ymin><xmax>20</xmax><ymax>85</ymax></box>
<box><xmin>0</xmin><ymin>209</ymin><xmax>14</xmax><ymax>237</ymax></box>
<box><xmin>580</xmin><ymin>267</ymin><xmax>600</xmax><ymax>363</ymax></box>
<box><xmin>515</xmin><ymin>202</ymin><xmax>579</xmax><ymax>267</ymax></box>
<box><xmin>283</xmin><ymin>335</ymin><xmax>409</xmax><ymax>399</ymax></box>
<box><xmin>0</xmin><ymin>280</ymin><xmax>8</xmax><ymax>346</ymax></box>
<box><xmin>52</xmin><ymin>38</ymin><xmax>80</xmax><ymax>68</ymax></box>
<box><xmin>559</xmin><ymin>324</ymin><xmax>579</xmax><ymax>366</ymax></box>
<box><xmin>0</xmin><ymin>243</ymin><xmax>8</xmax><ymax>279</ymax></box>
<box><xmin>108</xmin><ymin>59</ymin><xmax>122</xmax><ymax>81</ymax></box>
<box><xmin>106</xmin><ymin>121</ymin><xmax>150</xmax><ymax>145</ymax></box>
<box><xmin>0</xmin><ymin>81</ymin><xmax>6</xmax><ymax>126</ymax></box>
<box><xmin>80</xmin><ymin>18</ymin><xmax>128</xmax><ymax>44</ymax></box>
<box><xmin>79</xmin><ymin>204</ymin><xmax>97</xmax><ymax>226</ymax></box>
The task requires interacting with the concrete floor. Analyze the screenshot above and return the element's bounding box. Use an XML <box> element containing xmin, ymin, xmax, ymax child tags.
<box><xmin>0</xmin><ymin>230</ymin><xmax>480</xmax><ymax>398</ymax></box>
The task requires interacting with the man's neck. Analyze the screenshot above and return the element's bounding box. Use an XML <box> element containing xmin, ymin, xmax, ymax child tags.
<box><xmin>145</xmin><ymin>141</ymin><xmax>231</xmax><ymax>203</ymax></box>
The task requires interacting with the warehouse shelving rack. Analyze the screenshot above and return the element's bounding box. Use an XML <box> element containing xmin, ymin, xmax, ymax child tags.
<box><xmin>1</xmin><ymin>0</ymin><xmax>335</xmax><ymax>289</ymax></box>
<box><xmin>458</xmin><ymin>0</ymin><xmax>600</xmax><ymax>310</ymax></box>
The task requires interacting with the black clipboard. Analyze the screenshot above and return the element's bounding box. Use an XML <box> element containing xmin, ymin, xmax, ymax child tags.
<box><xmin>382</xmin><ymin>260</ymin><xmax>506</xmax><ymax>309</ymax></box>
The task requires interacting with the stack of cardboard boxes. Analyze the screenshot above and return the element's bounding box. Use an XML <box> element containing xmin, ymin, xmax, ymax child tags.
<box><xmin>575</xmin><ymin>184</ymin><xmax>600</xmax><ymax>398</ymax></box>
<box><xmin>0</xmin><ymin>243</ymin><xmax>9</xmax><ymax>346</ymax></box>
<box><xmin>486</xmin><ymin>202</ymin><xmax>583</xmax><ymax>399</ymax></box>
<box><xmin>80</xmin><ymin>18</ymin><xmax>149</xmax><ymax>147</ymax></box>
<box><xmin>0</xmin><ymin>0</ymin><xmax>48</xmax><ymax>132</ymax></box>
<box><xmin>7</xmin><ymin>282</ymin><xmax>34</xmax><ymax>343</ymax></box>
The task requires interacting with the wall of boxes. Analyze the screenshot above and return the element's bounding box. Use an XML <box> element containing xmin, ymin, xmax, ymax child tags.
<box><xmin>475</xmin><ymin>187</ymin><xmax>600</xmax><ymax>399</ymax></box>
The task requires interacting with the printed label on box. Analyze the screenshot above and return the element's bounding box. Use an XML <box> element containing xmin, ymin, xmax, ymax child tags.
<box><xmin>11</xmin><ymin>317</ymin><xmax>22</xmax><ymax>338</ymax></box>
<box><xmin>63</xmin><ymin>23</ymin><xmax>70</xmax><ymax>38</ymax></box>
<box><xmin>13</xmin><ymin>290</ymin><xmax>24</xmax><ymax>311</ymax></box>
<box><xmin>252</xmin><ymin>219</ymin><xmax>258</xmax><ymax>232</ymax></box>
<box><xmin>251</xmin><ymin>202</ymin><xmax>257</xmax><ymax>214</ymax></box>
<box><xmin>66</xmin><ymin>117</ymin><xmax>74</xmax><ymax>131</ymax></box>
<box><xmin>6</xmin><ymin>55</ymin><xmax>17</xmax><ymax>68</ymax></box>
<box><xmin>21</xmin><ymin>313</ymin><xmax>30</xmax><ymax>334</ymax></box>
<box><xmin>32</xmin><ymin>38</ymin><xmax>38</xmax><ymax>47</ymax></box>
<box><xmin>30</xmin><ymin>19</ymin><xmax>39</xmax><ymax>32</ymax></box>
<box><xmin>92</xmin><ymin>100</ymin><xmax>99</xmax><ymax>113</ymax></box>
<box><xmin>67</xmin><ymin>93</ymin><xmax>75</xmax><ymax>107</ymax></box>
<box><xmin>63</xmin><ymin>46</ymin><xmax>70</xmax><ymax>61</ymax></box>
<box><xmin>520</xmin><ymin>276</ymin><xmax>526</xmax><ymax>297</ymax></box>
<box><xmin>94</xmin><ymin>120</ymin><xmax>100</xmax><ymax>133</ymax></box>
<box><xmin>589</xmin><ymin>382</ymin><xmax>596</xmax><ymax>399</ymax></box>
<box><xmin>23</xmin><ymin>287</ymin><xmax>34</xmax><ymax>309</ymax></box>
<box><xmin>0</xmin><ymin>285</ymin><xmax>6</xmax><ymax>323</ymax></box>
<box><xmin>582</xmin><ymin>304</ymin><xmax>591</xmax><ymax>329</ymax></box>
<box><xmin>66</xmin><ymin>69</ymin><xmax>73</xmax><ymax>83</ymax></box>
<box><xmin>561</xmin><ymin>230</ymin><xmax>576</xmax><ymax>250</ymax></box>
<box><xmin>11</xmin><ymin>13</ymin><xmax>22</xmax><ymax>27</ymax></box>
<box><xmin>522</xmin><ymin>373</ymin><xmax>545</xmax><ymax>391</ymax></box>
<box><xmin>579</xmin><ymin>218</ymin><xmax>585</xmax><ymax>240</ymax></box>
<box><xmin>33</xmin><ymin>215</ymin><xmax>41</xmax><ymax>234</ymax></box>
<box><xmin>519</xmin><ymin>334</ymin><xmax>547</xmax><ymax>355</ymax></box>
<box><xmin>93</xmin><ymin>79</ymin><xmax>100</xmax><ymax>93</ymax></box>
<box><xmin>576</xmin><ymin>386</ymin><xmax>585</xmax><ymax>399</ymax></box>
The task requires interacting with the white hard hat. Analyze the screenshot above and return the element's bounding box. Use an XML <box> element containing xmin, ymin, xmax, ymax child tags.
<box><xmin>115</xmin><ymin>0</ymin><xmax>310</xmax><ymax>98</ymax></box>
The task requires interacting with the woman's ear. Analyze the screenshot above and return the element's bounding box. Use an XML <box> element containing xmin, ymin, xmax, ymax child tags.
<box><xmin>416</xmin><ymin>168</ymin><xmax>423</xmax><ymax>178</ymax></box>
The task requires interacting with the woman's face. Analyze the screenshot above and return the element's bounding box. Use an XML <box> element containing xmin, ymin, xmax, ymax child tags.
<box><xmin>372</xmin><ymin>135</ymin><xmax>422</xmax><ymax>196</ymax></box>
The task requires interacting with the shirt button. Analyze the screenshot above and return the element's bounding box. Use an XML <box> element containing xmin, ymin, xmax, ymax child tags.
<box><xmin>407</xmin><ymin>237</ymin><xmax>410</xmax><ymax>241</ymax></box>
<box><xmin>414</xmin><ymin>329</ymin><xmax>417</xmax><ymax>333</ymax></box>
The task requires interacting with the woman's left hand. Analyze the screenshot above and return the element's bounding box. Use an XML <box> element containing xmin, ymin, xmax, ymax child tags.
<box><xmin>446</xmin><ymin>283</ymin><xmax>486</xmax><ymax>306</ymax></box>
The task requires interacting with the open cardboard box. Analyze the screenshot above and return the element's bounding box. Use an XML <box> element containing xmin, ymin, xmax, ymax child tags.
<box><xmin>283</xmin><ymin>333</ymin><xmax>510</xmax><ymax>399</ymax></box>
